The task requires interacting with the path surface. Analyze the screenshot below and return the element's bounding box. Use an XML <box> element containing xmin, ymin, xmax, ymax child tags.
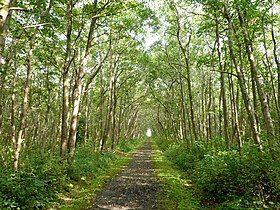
<box><xmin>91</xmin><ymin>141</ymin><xmax>161</xmax><ymax>210</ymax></box>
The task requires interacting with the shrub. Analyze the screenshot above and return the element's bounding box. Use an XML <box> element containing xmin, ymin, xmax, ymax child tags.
<box><xmin>117</xmin><ymin>138</ymin><xmax>143</xmax><ymax>152</ymax></box>
<box><xmin>0</xmin><ymin>155</ymin><xmax>68</xmax><ymax>209</ymax></box>
<box><xmin>193</xmin><ymin>147</ymin><xmax>280</xmax><ymax>208</ymax></box>
<box><xmin>164</xmin><ymin>144</ymin><xmax>197</xmax><ymax>171</ymax></box>
<box><xmin>156</xmin><ymin>139</ymin><xmax>280</xmax><ymax>209</ymax></box>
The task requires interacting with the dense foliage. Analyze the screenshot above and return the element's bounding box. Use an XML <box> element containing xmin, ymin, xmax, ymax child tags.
<box><xmin>0</xmin><ymin>0</ymin><xmax>279</xmax><ymax>208</ymax></box>
<box><xmin>0</xmin><ymin>151</ymin><xmax>66</xmax><ymax>209</ymax></box>
<box><xmin>0</xmin><ymin>138</ymin><xmax>143</xmax><ymax>209</ymax></box>
<box><xmin>156</xmin><ymin>138</ymin><xmax>280</xmax><ymax>209</ymax></box>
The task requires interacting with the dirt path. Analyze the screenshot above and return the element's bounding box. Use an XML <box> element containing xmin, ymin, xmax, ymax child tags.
<box><xmin>90</xmin><ymin>141</ymin><xmax>161</xmax><ymax>210</ymax></box>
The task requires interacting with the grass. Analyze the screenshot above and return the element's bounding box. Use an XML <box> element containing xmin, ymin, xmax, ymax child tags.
<box><xmin>58</xmin><ymin>157</ymin><xmax>130</xmax><ymax>210</ymax></box>
<box><xmin>152</xmin><ymin>139</ymin><xmax>201</xmax><ymax>210</ymax></box>
<box><xmin>56</xmin><ymin>139</ymin><xmax>146</xmax><ymax>210</ymax></box>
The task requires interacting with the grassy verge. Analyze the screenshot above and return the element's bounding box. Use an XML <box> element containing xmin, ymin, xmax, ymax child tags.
<box><xmin>153</xmin><ymin>138</ymin><xmax>280</xmax><ymax>209</ymax></box>
<box><xmin>57</xmin><ymin>139</ymin><xmax>146</xmax><ymax>210</ymax></box>
<box><xmin>152</xmin><ymin>139</ymin><xmax>201</xmax><ymax>210</ymax></box>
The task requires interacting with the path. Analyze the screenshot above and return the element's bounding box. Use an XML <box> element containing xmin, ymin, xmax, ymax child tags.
<box><xmin>90</xmin><ymin>141</ymin><xmax>161</xmax><ymax>210</ymax></box>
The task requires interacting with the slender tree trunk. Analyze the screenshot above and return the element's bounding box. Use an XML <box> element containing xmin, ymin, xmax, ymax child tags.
<box><xmin>68</xmin><ymin>60</ymin><xmax>85</xmax><ymax>163</ymax></box>
<box><xmin>127</xmin><ymin>109</ymin><xmax>139</xmax><ymax>140</ymax></box>
<box><xmin>179</xmin><ymin>75</ymin><xmax>188</xmax><ymax>144</ymax></box>
<box><xmin>84</xmin><ymin>98</ymin><xmax>89</xmax><ymax>144</ymax></box>
<box><xmin>229</xmin><ymin>66</ymin><xmax>242</xmax><ymax>153</ymax></box>
<box><xmin>99</xmin><ymin>73</ymin><xmax>105</xmax><ymax>151</ymax></box>
<box><xmin>261</xmin><ymin>17</ymin><xmax>280</xmax><ymax>118</ymax></box>
<box><xmin>14</xmin><ymin>33</ymin><xmax>36</xmax><ymax>171</ymax></box>
<box><xmin>0</xmin><ymin>0</ymin><xmax>16</xmax><ymax>59</ymax></box>
<box><xmin>11</xmin><ymin>54</ymin><xmax>17</xmax><ymax>148</ymax></box>
<box><xmin>116</xmin><ymin>98</ymin><xmax>124</xmax><ymax>145</ymax></box>
<box><xmin>251</xmin><ymin>72</ymin><xmax>260</xmax><ymax>131</ymax></box>
<box><xmin>224</xmin><ymin>6</ymin><xmax>262</xmax><ymax>149</ymax></box>
<box><xmin>68</xmin><ymin>0</ymin><xmax>98</xmax><ymax>165</ymax></box>
<box><xmin>60</xmin><ymin>0</ymin><xmax>73</xmax><ymax>158</ymax></box>
<box><xmin>216</xmin><ymin>20</ymin><xmax>229</xmax><ymax>148</ymax></box>
<box><xmin>157</xmin><ymin>105</ymin><xmax>166</xmax><ymax>137</ymax></box>
<box><xmin>110</xmin><ymin>72</ymin><xmax>117</xmax><ymax>150</ymax></box>
<box><xmin>42</xmin><ymin>72</ymin><xmax>51</xmax><ymax>151</ymax></box>
<box><xmin>0</xmin><ymin>72</ymin><xmax>5</xmax><ymax>136</ymax></box>
<box><xmin>106</xmin><ymin>55</ymin><xmax>117</xmax><ymax>150</ymax></box>
<box><xmin>0</xmin><ymin>0</ymin><xmax>15</xmax><ymax>136</ymax></box>
<box><xmin>173</xmin><ymin>5</ymin><xmax>197</xmax><ymax>143</ymax></box>
<box><xmin>271</xmin><ymin>26</ymin><xmax>280</xmax><ymax>121</ymax></box>
<box><xmin>207</xmin><ymin>75</ymin><xmax>212</xmax><ymax>144</ymax></box>
<box><xmin>237</xmin><ymin>7</ymin><xmax>275</xmax><ymax>138</ymax></box>
<box><xmin>101</xmin><ymin>88</ymin><xmax>111</xmax><ymax>151</ymax></box>
<box><xmin>201</xmin><ymin>74</ymin><xmax>207</xmax><ymax>142</ymax></box>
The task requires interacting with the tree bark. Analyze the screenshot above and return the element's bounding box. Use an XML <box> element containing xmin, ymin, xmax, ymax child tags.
<box><xmin>11</xmin><ymin>52</ymin><xmax>17</xmax><ymax>148</ymax></box>
<box><xmin>237</xmin><ymin>7</ymin><xmax>275</xmax><ymax>138</ymax></box>
<box><xmin>230</xmin><ymin>73</ymin><xmax>243</xmax><ymax>153</ymax></box>
<box><xmin>173</xmin><ymin>3</ymin><xmax>197</xmax><ymax>143</ymax></box>
<box><xmin>14</xmin><ymin>32</ymin><xmax>36</xmax><ymax>171</ymax></box>
<box><xmin>68</xmin><ymin>0</ymin><xmax>98</xmax><ymax>165</ymax></box>
<box><xmin>0</xmin><ymin>0</ymin><xmax>16</xmax><ymax>58</ymax></box>
<box><xmin>179</xmin><ymin>75</ymin><xmax>188</xmax><ymax>144</ymax></box>
<box><xmin>271</xmin><ymin>26</ymin><xmax>280</xmax><ymax>121</ymax></box>
<box><xmin>99</xmin><ymin>74</ymin><xmax>105</xmax><ymax>151</ymax></box>
<box><xmin>0</xmin><ymin>0</ymin><xmax>16</xmax><ymax>136</ymax></box>
<box><xmin>224</xmin><ymin>5</ymin><xmax>262</xmax><ymax>149</ymax></box>
<box><xmin>261</xmin><ymin>16</ymin><xmax>279</xmax><ymax>118</ymax></box>
<box><xmin>207</xmin><ymin>75</ymin><xmax>212</xmax><ymax>143</ymax></box>
<box><xmin>60</xmin><ymin>0</ymin><xmax>73</xmax><ymax>158</ymax></box>
<box><xmin>216</xmin><ymin>20</ymin><xmax>229</xmax><ymax>148</ymax></box>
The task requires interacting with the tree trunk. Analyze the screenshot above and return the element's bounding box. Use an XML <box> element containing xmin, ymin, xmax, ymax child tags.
<box><xmin>216</xmin><ymin>20</ymin><xmax>229</xmax><ymax>148</ymax></box>
<box><xmin>237</xmin><ymin>7</ymin><xmax>275</xmax><ymax>138</ymax></box>
<box><xmin>0</xmin><ymin>71</ymin><xmax>5</xmax><ymax>136</ymax></box>
<box><xmin>0</xmin><ymin>0</ymin><xmax>16</xmax><ymax>137</ymax></box>
<box><xmin>0</xmin><ymin>0</ymin><xmax>16</xmax><ymax>59</ymax></box>
<box><xmin>179</xmin><ymin>75</ymin><xmax>188</xmax><ymax>144</ymax></box>
<box><xmin>229</xmin><ymin>65</ymin><xmax>242</xmax><ymax>153</ymax></box>
<box><xmin>14</xmin><ymin>33</ymin><xmax>36</xmax><ymax>171</ymax></box>
<box><xmin>11</xmin><ymin>53</ymin><xmax>17</xmax><ymax>148</ymax></box>
<box><xmin>271</xmin><ymin>26</ymin><xmax>280</xmax><ymax>122</ymax></box>
<box><xmin>68</xmin><ymin>0</ymin><xmax>98</xmax><ymax>165</ymax></box>
<box><xmin>99</xmin><ymin>68</ymin><xmax>105</xmax><ymax>151</ymax></box>
<box><xmin>224</xmin><ymin>6</ymin><xmax>262</xmax><ymax>149</ymax></box>
<box><xmin>110</xmin><ymin>70</ymin><xmax>118</xmax><ymax>150</ymax></box>
<box><xmin>261</xmin><ymin>17</ymin><xmax>280</xmax><ymax>118</ymax></box>
<box><xmin>101</xmin><ymin>88</ymin><xmax>111</xmax><ymax>151</ymax></box>
<box><xmin>42</xmin><ymin>72</ymin><xmax>52</xmax><ymax>151</ymax></box>
<box><xmin>60</xmin><ymin>0</ymin><xmax>73</xmax><ymax>158</ymax></box>
<box><xmin>207</xmin><ymin>75</ymin><xmax>212</xmax><ymax>144</ymax></box>
<box><xmin>173</xmin><ymin>4</ymin><xmax>197</xmax><ymax>143</ymax></box>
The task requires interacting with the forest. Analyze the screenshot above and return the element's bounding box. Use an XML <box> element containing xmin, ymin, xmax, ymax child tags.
<box><xmin>0</xmin><ymin>0</ymin><xmax>279</xmax><ymax>209</ymax></box>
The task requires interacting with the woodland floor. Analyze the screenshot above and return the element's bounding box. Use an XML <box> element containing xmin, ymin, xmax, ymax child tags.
<box><xmin>90</xmin><ymin>140</ymin><xmax>161</xmax><ymax>210</ymax></box>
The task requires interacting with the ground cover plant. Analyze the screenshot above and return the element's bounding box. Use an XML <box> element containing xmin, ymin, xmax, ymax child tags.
<box><xmin>155</xmin><ymin>138</ymin><xmax>280</xmax><ymax>209</ymax></box>
<box><xmin>1</xmin><ymin>0</ymin><xmax>280</xmax><ymax>209</ymax></box>
<box><xmin>152</xmin><ymin>139</ymin><xmax>201</xmax><ymax>209</ymax></box>
<box><xmin>0</xmin><ymin>139</ymin><xmax>144</xmax><ymax>209</ymax></box>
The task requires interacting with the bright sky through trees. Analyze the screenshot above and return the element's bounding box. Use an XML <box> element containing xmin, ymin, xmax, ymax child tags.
<box><xmin>146</xmin><ymin>128</ymin><xmax>152</xmax><ymax>137</ymax></box>
<box><xmin>0</xmin><ymin>0</ymin><xmax>279</xmax><ymax>208</ymax></box>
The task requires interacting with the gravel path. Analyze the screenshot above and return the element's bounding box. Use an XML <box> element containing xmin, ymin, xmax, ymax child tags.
<box><xmin>91</xmin><ymin>141</ymin><xmax>161</xmax><ymax>210</ymax></box>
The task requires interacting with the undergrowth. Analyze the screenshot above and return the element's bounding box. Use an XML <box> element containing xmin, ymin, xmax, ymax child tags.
<box><xmin>0</xmin><ymin>138</ymin><xmax>144</xmax><ymax>209</ymax></box>
<box><xmin>152</xmin><ymin>140</ymin><xmax>201</xmax><ymax>209</ymax></box>
<box><xmin>0</xmin><ymin>152</ymin><xmax>68</xmax><ymax>209</ymax></box>
<box><xmin>155</xmin><ymin>138</ymin><xmax>280</xmax><ymax>209</ymax></box>
<box><xmin>61</xmin><ymin>138</ymin><xmax>145</xmax><ymax>209</ymax></box>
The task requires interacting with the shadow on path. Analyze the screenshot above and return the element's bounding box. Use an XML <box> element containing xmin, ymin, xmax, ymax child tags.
<box><xmin>90</xmin><ymin>140</ymin><xmax>161</xmax><ymax>210</ymax></box>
